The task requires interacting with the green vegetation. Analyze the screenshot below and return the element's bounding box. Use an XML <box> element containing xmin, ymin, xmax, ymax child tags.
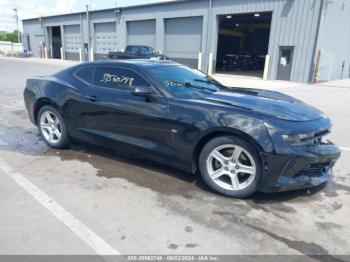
<box><xmin>0</xmin><ymin>30</ymin><xmax>20</xmax><ymax>43</ymax></box>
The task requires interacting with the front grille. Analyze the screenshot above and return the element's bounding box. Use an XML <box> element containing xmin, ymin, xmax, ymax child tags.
<box><xmin>302</xmin><ymin>162</ymin><xmax>330</xmax><ymax>173</ymax></box>
<box><xmin>295</xmin><ymin>161</ymin><xmax>333</xmax><ymax>178</ymax></box>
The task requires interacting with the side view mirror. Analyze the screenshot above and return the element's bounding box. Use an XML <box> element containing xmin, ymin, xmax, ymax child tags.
<box><xmin>132</xmin><ymin>86</ymin><xmax>153</xmax><ymax>97</ymax></box>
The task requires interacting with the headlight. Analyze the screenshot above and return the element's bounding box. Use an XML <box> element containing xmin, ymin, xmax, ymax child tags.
<box><xmin>320</xmin><ymin>131</ymin><xmax>332</xmax><ymax>144</ymax></box>
<box><xmin>282</xmin><ymin>132</ymin><xmax>315</xmax><ymax>145</ymax></box>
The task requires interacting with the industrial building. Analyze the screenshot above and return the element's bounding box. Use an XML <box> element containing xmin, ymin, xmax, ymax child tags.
<box><xmin>22</xmin><ymin>0</ymin><xmax>350</xmax><ymax>83</ymax></box>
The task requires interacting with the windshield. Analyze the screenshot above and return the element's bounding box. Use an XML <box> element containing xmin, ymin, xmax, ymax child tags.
<box><xmin>146</xmin><ymin>65</ymin><xmax>222</xmax><ymax>97</ymax></box>
<box><xmin>147</xmin><ymin>46</ymin><xmax>154</xmax><ymax>53</ymax></box>
<box><xmin>125</xmin><ymin>46</ymin><xmax>154</xmax><ymax>54</ymax></box>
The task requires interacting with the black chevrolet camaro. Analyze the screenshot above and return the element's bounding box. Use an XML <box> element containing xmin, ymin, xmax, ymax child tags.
<box><xmin>24</xmin><ymin>60</ymin><xmax>341</xmax><ymax>198</ymax></box>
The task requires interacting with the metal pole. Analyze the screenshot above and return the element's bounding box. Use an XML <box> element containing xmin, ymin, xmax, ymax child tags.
<box><xmin>86</xmin><ymin>5</ymin><xmax>91</xmax><ymax>59</ymax></box>
<box><xmin>13</xmin><ymin>8</ymin><xmax>20</xmax><ymax>43</ymax></box>
<box><xmin>79</xmin><ymin>48</ymin><xmax>83</xmax><ymax>62</ymax></box>
<box><xmin>198</xmin><ymin>52</ymin><xmax>202</xmax><ymax>71</ymax></box>
<box><xmin>39</xmin><ymin>17</ymin><xmax>47</xmax><ymax>47</ymax></box>
<box><xmin>204</xmin><ymin>0</ymin><xmax>212</xmax><ymax>73</ymax></box>
<box><xmin>263</xmin><ymin>55</ymin><xmax>270</xmax><ymax>80</ymax></box>
<box><xmin>312</xmin><ymin>51</ymin><xmax>321</xmax><ymax>83</ymax></box>
<box><xmin>60</xmin><ymin>47</ymin><xmax>64</xmax><ymax>60</ymax></box>
<box><xmin>44</xmin><ymin>46</ymin><xmax>48</xmax><ymax>59</ymax></box>
<box><xmin>90</xmin><ymin>48</ymin><xmax>94</xmax><ymax>61</ymax></box>
<box><xmin>208</xmin><ymin>52</ymin><xmax>213</xmax><ymax>75</ymax></box>
<box><xmin>309</xmin><ymin>0</ymin><xmax>324</xmax><ymax>82</ymax></box>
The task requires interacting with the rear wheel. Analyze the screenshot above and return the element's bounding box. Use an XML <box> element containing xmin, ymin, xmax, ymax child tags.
<box><xmin>199</xmin><ymin>135</ymin><xmax>261</xmax><ymax>198</ymax></box>
<box><xmin>37</xmin><ymin>105</ymin><xmax>70</xmax><ymax>149</ymax></box>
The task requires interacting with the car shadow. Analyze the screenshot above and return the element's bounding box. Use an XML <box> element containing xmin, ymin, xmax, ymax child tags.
<box><xmin>250</xmin><ymin>184</ymin><xmax>327</xmax><ymax>204</ymax></box>
<box><xmin>0</xmin><ymin>124</ymin><xmax>328</xmax><ymax>203</ymax></box>
<box><xmin>53</xmin><ymin>141</ymin><xmax>213</xmax><ymax>195</ymax></box>
<box><xmin>55</xmin><ymin>141</ymin><xmax>327</xmax><ymax>203</ymax></box>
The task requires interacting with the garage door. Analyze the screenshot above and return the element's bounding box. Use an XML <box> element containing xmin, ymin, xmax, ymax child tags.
<box><xmin>127</xmin><ymin>20</ymin><xmax>156</xmax><ymax>48</ymax></box>
<box><xmin>64</xmin><ymin>25</ymin><xmax>81</xmax><ymax>61</ymax></box>
<box><xmin>94</xmin><ymin>22</ymin><xmax>117</xmax><ymax>59</ymax></box>
<box><xmin>164</xmin><ymin>17</ymin><xmax>203</xmax><ymax>67</ymax></box>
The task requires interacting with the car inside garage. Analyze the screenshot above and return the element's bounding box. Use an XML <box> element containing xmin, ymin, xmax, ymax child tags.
<box><xmin>216</xmin><ymin>12</ymin><xmax>272</xmax><ymax>78</ymax></box>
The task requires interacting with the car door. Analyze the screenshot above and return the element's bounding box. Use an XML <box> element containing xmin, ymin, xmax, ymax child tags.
<box><xmin>75</xmin><ymin>65</ymin><xmax>169</xmax><ymax>156</ymax></box>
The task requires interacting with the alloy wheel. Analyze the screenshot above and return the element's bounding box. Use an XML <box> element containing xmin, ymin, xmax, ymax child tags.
<box><xmin>206</xmin><ymin>144</ymin><xmax>256</xmax><ymax>191</ymax></box>
<box><xmin>40</xmin><ymin>111</ymin><xmax>62</xmax><ymax>144</ymax></box>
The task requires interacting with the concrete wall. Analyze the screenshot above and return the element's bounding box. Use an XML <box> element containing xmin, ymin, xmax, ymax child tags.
<box><xmin>22</xmin><ymin>0</ymin><xmax>326</xmax><ymax>82</ymax></box>
<box><xmin>315</xmin><ymin>0</ymin><xmax>350</xmax><ymax>81</ymax></box>
<box><xmin>0</xmin><ymin>41</ymin><xmax>23</xmax><ymax>54</ymax></box>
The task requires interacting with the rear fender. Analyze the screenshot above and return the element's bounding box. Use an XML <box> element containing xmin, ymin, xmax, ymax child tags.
<box><xmin>25</xmin><ymin>76</ymin><xmax>75</xmax><ymax>124</ymax></box>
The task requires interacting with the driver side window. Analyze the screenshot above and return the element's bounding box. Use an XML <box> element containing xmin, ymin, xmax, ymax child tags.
<box><xmin>92</xmin><ymin>66</ymin><xmax>150</xmax><ymax>90</ymax></box>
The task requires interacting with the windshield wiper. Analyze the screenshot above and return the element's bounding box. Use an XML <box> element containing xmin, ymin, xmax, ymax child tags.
<box><xmin>164</xmin><ymin>80</ymin><xmax>218</xmax><ymax>93</ymax></box>
<box><xmin>193</xmin><ymin>78</ymin><xmax>225</xmax><ymax>88</ymax></box>
<box><xmin>183</xmin><ymin>82</ymin><xmax>217</xmax><ymax>93</ymax></box>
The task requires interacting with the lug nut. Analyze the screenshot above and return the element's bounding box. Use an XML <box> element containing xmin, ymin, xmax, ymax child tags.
<box><xmin>225</xmin><ymin>161</ymin><xmax>229</xmax><ymax>165</ymax></box>
<box><xmin>224</xmin><ymin>167</ymin><xmax>229</xmax><ymax>171</ymax></box>
<box><xmin>231</xmin><ymin>170</ymin><xmax>235</xmax><ymax>174</ymax></box>
<box><xmin>235</xmin><ymin>165</ymin><xmax>239</xmax><ymax>169</ymax></box>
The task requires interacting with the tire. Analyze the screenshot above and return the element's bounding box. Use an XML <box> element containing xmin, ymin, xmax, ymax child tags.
<box><xmin>37</xmin><ymin>105</ymin><xmax>70</xmax><ymax>149</ymax></box>
<box><xmin>199</xmin><ymin>135</ymin><xmax>261</xmax><ymax>198</ymax></box>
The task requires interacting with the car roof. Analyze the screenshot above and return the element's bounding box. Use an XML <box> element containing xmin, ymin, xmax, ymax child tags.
<box><xmin>80</xmin><ymin>59</ymin><xmax>181</xmax><ymax>69</ymax></box>
<box><xmin>126</xmin><ymin>45</ymin><xmax>152</xmax><ymax>48</ymax></box>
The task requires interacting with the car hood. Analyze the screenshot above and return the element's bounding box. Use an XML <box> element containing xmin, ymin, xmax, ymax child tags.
<box><xmin>204</xmin><ymin>87</ymin><xmax>324</xmax><ymax>121</ymax></box>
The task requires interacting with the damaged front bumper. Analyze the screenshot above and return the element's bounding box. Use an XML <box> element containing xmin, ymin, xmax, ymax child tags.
<box><xmin>258</xmin><ymin>141</ymin><xmax>341</xmax><ymax>193</ymax></box>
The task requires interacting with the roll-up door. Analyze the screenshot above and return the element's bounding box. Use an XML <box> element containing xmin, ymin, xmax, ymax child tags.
<box><xmin>64</xmin><ymin>25</ymin><xmax>81</xmax><ymax>61</ymax></box>
<box><xmin>127</xmin><ymin>20</ymin><xmax>156</xmax><ymax>48</ymax></box>
<box><xmin>94</xmin><ymin>22</ymin><xmax>117</xmax><ymax>59</ymax></box>
<box><xmin>164</xmin><ymin>17</ymin><xmax>203</xmax><ymax>67</ymax></box>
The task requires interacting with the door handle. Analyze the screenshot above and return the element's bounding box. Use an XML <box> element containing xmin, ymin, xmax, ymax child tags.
<box><xmin>86</xmin><ymin>95</ymin><xmax>99</xmax><ymax>102</ymax></box>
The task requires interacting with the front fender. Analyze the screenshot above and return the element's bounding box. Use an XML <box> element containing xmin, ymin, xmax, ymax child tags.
<box><xmin>167</xmin><ymin>100</ymin><xmax>276</xmax><ymax>171</ymax></box>
<box><xmin>195</xmin><ymin>115</ymin><xmax>274</xmax><ymax>153</ymax></box>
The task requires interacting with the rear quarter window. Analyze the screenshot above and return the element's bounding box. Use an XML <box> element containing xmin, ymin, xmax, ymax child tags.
<box><xmin>74</xmin><ymin>67</ymin><xmax>94</xmax><ymax>84</ymax></box>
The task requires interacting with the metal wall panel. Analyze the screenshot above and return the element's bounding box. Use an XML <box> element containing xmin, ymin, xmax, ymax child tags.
<box><xmin>118</xmin><ymin>0</ymin><xmax>208</xmax><ymax>53</ymax></box>
<box><xmin>33</xmin><ymin>35</ymin><xmax>45</xmax><ymax>57</ymax></box>
<box><xmin>23</xmin><ymin>20</ymin><xmax>46</xmax><ymax>57</ymax></box>
<box><xmin>23</xmin><ymin>0</ymin><xmax>328</xmax><ymax>82</ymax></box>
<box><xmin>164</xmin><ymin>16</ymin><xmax>203</xmax><ymax>68</ymax></box>
<box><xmin>127</xmin><ymin>20</ymin><xmax>156</xmax><ymax>48</ymax></box>
<box><xmin>118</xmin><ymin>0</ymin><xmax>322</xmax><ymax>82</ymax></box>
<box><xmin>315</xmin><ymin>0</ymin><xmax>350</xmax><ymax>81</ymax></box>
<box><xmin>94</xmin><ymin>22</ymin><xmax>117</xmax><ymax>59</ymax></box>
<box><xmin>64</xmin><ymin>24</ymin><xmax>81</xmax><ymax>60</ymax></box>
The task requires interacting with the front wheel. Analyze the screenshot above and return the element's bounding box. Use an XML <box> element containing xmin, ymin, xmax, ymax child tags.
<box><xmin>199</xmin><ymin>136</ymin><xmax>262</xmax><ymax>198</ymax></box>
<box><xmin>37</xmin><ymin>105</ymin><xmax>70</xmax><ymax>149</ymax></box>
